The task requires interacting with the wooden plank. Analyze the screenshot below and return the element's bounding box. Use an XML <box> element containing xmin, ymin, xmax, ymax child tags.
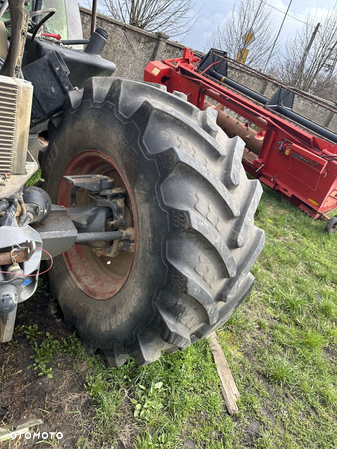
<box><xmin>209</xmin><ymin>332</ymin><xmax>240</xmax><ymax>414</ymax></box>
<box><xmin>0</xmin><ymin>418</ymin><xmax>43</xmax><ymax>442</ymax></box>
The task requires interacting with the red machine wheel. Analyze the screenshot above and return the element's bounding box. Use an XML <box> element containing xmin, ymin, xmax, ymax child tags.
<box><xmin>325</xmin><ymin>217</ymin><xmax>337</xmax><ymax>234</ymax></box>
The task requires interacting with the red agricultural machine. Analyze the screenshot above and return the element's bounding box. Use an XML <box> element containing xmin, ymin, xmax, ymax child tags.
<box><xmin>145</xmin><ymin>48</ymin><xmax>337</xmax><ymax>233</ymax></box>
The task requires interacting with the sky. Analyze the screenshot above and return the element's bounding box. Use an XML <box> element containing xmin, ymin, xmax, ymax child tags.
<box><xmin>184</xmin><ymin>0</ymin><xmax>337</xmax><ymax>51</ymax></box>
<box><xmin>79</xmin><ymin>0</ymin><xmax>337</xmax><ymax>52</ymax></box>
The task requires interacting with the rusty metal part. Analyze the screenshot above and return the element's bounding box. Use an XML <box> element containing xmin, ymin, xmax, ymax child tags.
<box><xmin>58</xmin><ymin>152</ymin><xmax>136</xmax><ymax>300</ymax></box>
<box><xmin>201</xmin><ymin>69</ymin><xmax>337</xmax><ymax>144</ymax></box>
<box><xmin>92</xmin><ymin>240</ymin><xmax>135</xmax><ymax>258</ymax></box>
<box><xmin>0</xmin><ymin>249</ymin><xmax>28</xmax><ymax>265</ymax></box>
<box><xmin>0</xmin><ymin>240</ymin><xmax>36</xmax><ymax>265</ymax></box>
<box><xmin>0</xmin><ymin>162</ymin><xmax>37</xmax><ymax>199</ymax></box>
<box><xmin>17</xmin><ymin>193</ymin><xmax>27</xmax><ymax>226</ymax></box>
<box><xmin>215</xmin><ymin>109</ymin><xmax>263</xmax><ymax>155</ymax></box>
<box><xmin>91</xmin><ymin>227</ymin><xmax>135</xmax><ymax>257</ymax></box>
<box><xmin>121</xmin><ymin>227</ymin><xmax>135</xmax><ymax>241</ymax></box>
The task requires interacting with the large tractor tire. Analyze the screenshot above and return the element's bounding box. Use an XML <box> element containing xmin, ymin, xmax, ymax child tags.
<box><xmin>42</xmin><ymin>77</ymin><xmax>265</xmax><ymax>367</ymax></box>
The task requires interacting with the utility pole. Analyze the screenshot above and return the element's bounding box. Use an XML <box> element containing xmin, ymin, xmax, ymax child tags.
<box><xmin>263</xmin><ymin>0</ymin><xmax>293</xmax><ymax>72</ymax></box>
<box><xmin>296</xmin><ymin>23</ymin><xmax>320</xmax><ymax>87</ymax></box>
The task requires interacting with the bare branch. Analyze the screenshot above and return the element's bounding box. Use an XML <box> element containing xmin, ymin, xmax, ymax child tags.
<box><xmin>207</xmin><ymin>0</ymin><xmax>276</xmax><ymax>70</ymax></box>
<box><xmin>272</xmin><ymin>11</ymin><xmax>337</xmax><ymax>100</ymax></box>
<box><xmin>100</xmin><ymin>0</ymin><xmax>198</xmax><ymax>40</ymax></box>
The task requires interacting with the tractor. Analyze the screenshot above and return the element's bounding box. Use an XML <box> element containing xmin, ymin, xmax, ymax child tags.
<box><xmin>0</xmin><ymin>0</ymin><xmax>264</xmax><ymax>367</ymax></box>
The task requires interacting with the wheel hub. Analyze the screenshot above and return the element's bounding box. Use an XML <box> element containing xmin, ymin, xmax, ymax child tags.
<box><xmin>57</xmin><ymin>151</ymin><xmax>136</xmax><ymax>300</ymax></box>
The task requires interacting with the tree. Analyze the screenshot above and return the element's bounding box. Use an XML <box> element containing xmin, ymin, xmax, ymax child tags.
<box><xmin>99</xmin><ymin>0</ymin><xmax>198</xmax><ymax>39</ymax></box>
<box><xmin>273</xmin><ymin>10</ymin><xmax>337</xmax><ymax>100</ymax></box>
<box><xmin>207</xmin><ymin>0</ymin><xmax>275</xmax><ymax>69</ymax></box>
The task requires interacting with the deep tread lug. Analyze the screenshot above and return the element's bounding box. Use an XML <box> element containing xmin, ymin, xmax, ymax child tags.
<box><xmin>158</xmin><ymin>305</ymin><xmax>191</xmax><ymax>348</ymax></box>
<box><xmin>104</xmin><ymin>346</ymin><xmax>128</xmax><ymax>368</ymax></box>
<box><xmin>117</xmin><ymin>79</ymin><xmax>198</xmax><ymax>120</ymax></box>
<box><xmin>84</xmin><ymin>343</ymin><xmax>97</xmax><ymax>356</ymax></box>
<box><xmin>199</xmin><ymin>107</ymin><xmax>218</xmax><ymax>138</ymax></box>
<box><xmin>224</xmin><ymin>229</ymin><xmax>265</xmax><ymax>301</ymax></box>
<box><xmin>173</xmin><ymin>90</ymin><xmax>188</xmax><ymax>101</ymax></box>
<box><xmin>186</xmin><ymin>277</ymin><xmax>219</xmax><ymax>325</ymax></box>
<box><xmin>129</xmin><ymin>330</ymin><xmax>169</xmax><ymax>366</ymax></box>
<box><xmin>223</xmin><ymin>136</ymin><xmax>245</xmax><ymax>187</ymax></box>
<box><xmin>186</xmin><ymin>211</ymin><xmax>236</xmax><ymax>278</ymax></box>
<box><xmin>233</xmin><ymin>180</ymin><xmax>263</xmax><ymax>248</ymax></box>
<box><xmin>159</xmin><ymin>146</ymin><xmax>240</xmax><ymax>218</ymax></box>
<box><xmin>82</xmin><ymin>76</ymin><xmax>116</xmax><ymax>104</ymax></box>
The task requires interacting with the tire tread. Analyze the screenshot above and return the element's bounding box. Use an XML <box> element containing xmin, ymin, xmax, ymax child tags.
<box><xmin>45</xmin><ymin>77</ymin><xmax>265</xmax><ymax>367</ymax></box>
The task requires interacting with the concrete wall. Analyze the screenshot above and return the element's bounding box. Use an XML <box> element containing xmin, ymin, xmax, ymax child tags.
<box><xmin>226</xmin><ymin>65</ymin><xmax>277</xmax><ymax>99</ymax></box>
<box><xmin>80</xmin><ymin>8</ymin><xmax>185</xmax><ymax>81</ymax></box>
<box><xmin>80</xmin><ymin>8</ymin><xmax>337</xmax><ymax>134</ymax></box>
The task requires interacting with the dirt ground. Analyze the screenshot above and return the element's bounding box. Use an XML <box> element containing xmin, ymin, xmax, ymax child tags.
<box><xmin>0</xmin><ymin>290</ymin><xmax>104</xmax><ymax>448</ymax></box>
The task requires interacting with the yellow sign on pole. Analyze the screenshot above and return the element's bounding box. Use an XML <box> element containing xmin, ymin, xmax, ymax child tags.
<box><xmin>237</xmin><ymin>48</ymin><xmax>249</xmax><ymax>64</ymax></box>
<box><xmin>244</xmin><ymin>31</ymin><xmax>254</xmax><ymax>45</ymax></box>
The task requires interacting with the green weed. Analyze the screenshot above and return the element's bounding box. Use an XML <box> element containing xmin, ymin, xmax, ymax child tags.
<box><xmin>25</xmin><ymin>169</ymin><xmax>41</xmax><ymax>186</ymax></box>
<box><xmin>132</xmin><ymin>382</ymin><xmax>165</xmax><ymax>422</ymax></box>
<box><xmin>24</xmin><ymin>324</ymin><xmax>43</xmax><ymax>341</ymax></box>
<box><xmin>264</xmin><ymin>355</ymin><xmax>295</xmax><ymax>385</ymax></box>
<box><xmin>27</xmin><ymin>332</ymin><xmax>86</xmax><ymax>378</ymax></box>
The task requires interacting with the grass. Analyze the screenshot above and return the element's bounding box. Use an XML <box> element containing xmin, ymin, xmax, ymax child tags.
<box><xmin>25</xmin><ymin>169</ymin><xmax>41</xmax><ymax>186</ymax></box>
<box><xmin>4</xmin><ymin>185</ymin><xmax>337</xmax><ymax>448</ymax></box>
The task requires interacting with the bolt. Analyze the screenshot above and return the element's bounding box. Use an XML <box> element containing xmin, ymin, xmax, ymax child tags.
<box><xmin>107</xmin><ymin>219</ymin><xmax>118</xmax><ymax>227</ymax></box>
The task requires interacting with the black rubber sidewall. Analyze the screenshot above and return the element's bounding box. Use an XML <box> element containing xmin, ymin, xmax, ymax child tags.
<box><xmin>44</xmin><ymin>100</ymin><xmax>168</xmax><ymax>348</ymax></box>
<box><xmin>325</xmin><ymin>217</ymin><xmax>337</xmax><ymax>234</ymax></box>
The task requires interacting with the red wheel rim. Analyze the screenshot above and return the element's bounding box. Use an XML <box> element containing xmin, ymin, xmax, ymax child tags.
<box><xmin>57</xmin><ymin>150</ymin><xmax>136</xmax><ymax>300</ymax></box>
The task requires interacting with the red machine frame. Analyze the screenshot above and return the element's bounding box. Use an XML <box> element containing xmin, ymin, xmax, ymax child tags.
<box><xmin>144</xmin><ymin>48</ymin><xmax>337</xmax><ymax>220</ymax></box>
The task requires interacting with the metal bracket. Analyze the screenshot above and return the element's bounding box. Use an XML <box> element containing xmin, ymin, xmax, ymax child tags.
<box><xmin>198</xmin><ymin>48</ymin><xmax>228</xmax><ymax>76</ymax></box>
<box><xmin>32</xmin><ymin>205</ymin><xmax>77</xmax><ymax>258</ymax></box>
<box><xmin>267</xmin><ymin>87</ymin><xmax>295</xmax><ymax>110</ymax></box>
<box><xmin>67</xmin><ymin>204</ymin><xmax>110</xmax><ymax>231</ymax></box>
<box><xmin>63</xmin><ymin>174</ymin><xmax>114</xmax><ymax>206</ymax></box>
<box><xmin>0</xmin><ymin>307</ymin><xmax>17</xmax><ymax>343</ymax></box>
<box><xmin>90</xmin><ymin>193</ymin><xmax>126</xmax><ymax>228</ymax></box>
<box><xmin>64</xmin><ymin>174</ymin><xmax>127</xmax><ymax>228</ymax></box>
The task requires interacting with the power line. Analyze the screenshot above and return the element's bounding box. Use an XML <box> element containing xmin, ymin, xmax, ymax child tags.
<box><xmin>209</xmin><ymin>0</ymin><xmax>317</xmax><ymax>27</ymax></box>
<box><xmin>260</xmin><ymin>0</ymin><xmax>314</xmax><ymax>26</ymax></box>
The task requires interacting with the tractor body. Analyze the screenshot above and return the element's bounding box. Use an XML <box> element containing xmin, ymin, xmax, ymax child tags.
<box><xmin>0</xmin><ymin>0</ymin><xmax>117</xmax><ymax>342</ymax></box>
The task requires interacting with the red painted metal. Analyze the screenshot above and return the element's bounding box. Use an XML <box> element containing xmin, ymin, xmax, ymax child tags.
<box><xmin>144</xmin><ymin>48</ymin><xmax>337</xmax><ymax>219</ymax></box>
<box><xmin>42</xmin><ymin>33</ymin><xmax>61</xmax><ymax>40</ymax></box>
